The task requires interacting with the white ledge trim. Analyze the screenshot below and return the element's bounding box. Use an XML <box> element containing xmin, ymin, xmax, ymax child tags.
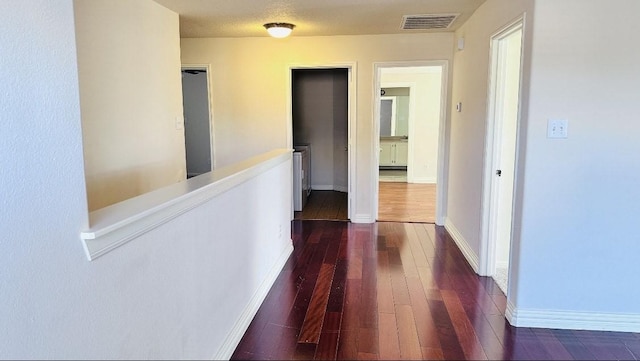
<box><xmin>80</xmin><ymin>149</ymin><xmax>292</xmax><ymax>261</ymax></box>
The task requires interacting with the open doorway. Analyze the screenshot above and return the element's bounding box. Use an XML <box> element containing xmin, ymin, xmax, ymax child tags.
<box><xmin>181</xmin><ymin>66</ymin><xmax>213</xmax><ymax>178</ymax></box>
<box><xmin>480</xmin><ymin>19</ymin><xmax>524</xmax><ymax>296</ymax></box>
<box><xmin>291</xmin><ymin>68</ymin><xmax>350</xmax><ymax>221</ymax></box>
<box><xmin>374</xmin><ymin>63</ymin><xmax>447</xmax><ymax>224</ymax></box>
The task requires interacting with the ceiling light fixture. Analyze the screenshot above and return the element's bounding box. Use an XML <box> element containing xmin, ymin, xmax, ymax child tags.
<box><xmin>263</xmin><ymin>22</ymin><xmax>295</xmax><ymax>38</ymax></box>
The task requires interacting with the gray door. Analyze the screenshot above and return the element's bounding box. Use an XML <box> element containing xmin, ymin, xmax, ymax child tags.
<box><xmin>380</xmin><ymin>99</ymin><xmax>393</xmax><ymax>137</ymax></box>
<box><xmin>181</xmin><ymin>69</ymin><xmax>212</xmax><ymax>178</ymax></box>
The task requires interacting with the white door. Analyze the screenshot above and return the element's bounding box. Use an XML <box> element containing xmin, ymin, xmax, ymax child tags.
<box><xmin>482</xmin><ymin>20</ymin><xmax>524</xmax><ymax>296</ymax></box>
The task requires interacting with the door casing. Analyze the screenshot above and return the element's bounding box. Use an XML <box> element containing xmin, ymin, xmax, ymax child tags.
<box><xmin>479</xmin><ymin>16</ymin><xmax>525</xmax><ymax>293</ymax></box>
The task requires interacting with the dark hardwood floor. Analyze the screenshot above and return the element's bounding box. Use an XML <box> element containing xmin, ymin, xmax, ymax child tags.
<box><xmin>294</xmin><ymin>191</ymin><xmax>348</xmax><ymax>221</ymax></box>
<box><xmin>232</xmin><ymin>220</ymin><xmax>640</xmax><ymax>360</ymax></box>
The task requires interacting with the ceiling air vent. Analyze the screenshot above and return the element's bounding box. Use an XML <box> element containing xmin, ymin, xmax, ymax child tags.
<box><xmin>401</xmin><ymin>14</ymin><xmax>460</xmax><ymax>30</ymax></box>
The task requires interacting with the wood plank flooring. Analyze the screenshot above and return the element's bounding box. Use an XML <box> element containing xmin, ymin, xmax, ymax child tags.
<box><xmin>294</xmin><ymin>183</ymin><xmax>436</xmax><ymax>223</ymax></box>
<box><xmin>294</xmin><ymin>191</ymin><xmax>348</xmax><ymax>221</ymax></box>
<box><xmin>378</xmin><ymin>182</ymin><xmax>436</xmax><ymax>223</ymax></box>
<box><xmin>232</xmin><ymin>220</ymin><xmax>640</xmax><ymax>360</ymax></box>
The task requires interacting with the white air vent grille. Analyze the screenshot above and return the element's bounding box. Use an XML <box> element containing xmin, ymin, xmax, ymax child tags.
<box><xmin>401</xmin><ymin>14</ymin><xmax>460</xmax><ymax>30</ymax></box>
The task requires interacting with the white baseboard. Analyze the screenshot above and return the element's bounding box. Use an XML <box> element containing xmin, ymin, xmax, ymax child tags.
<box><xmin>334</xmin><ymin>185</ymin><xmax>348</xmax><ymax>193</ymax></box>
<box><xmin>444</xmin><ymin>218</ymin><xmax>479</xmax><ymax>273</ymax></box>
<box><xmin>213</xmin><ymin>241</ymin><xmax>294</xmax><ymax>360</ymax></box>
<box><xmin>505</xmin><ymin>299</ymin><xmax>517</xmax><ymax>324</ymax></box>
<box><xmin>507</xmin><ymin>305</ymin><xmax>640</xmax><ymax>333</ymax></box>
<box><xmin>311</xmin><ymin>185</ymin><xmax>348</xmax><ymax>193</ymax></box>
<box><xmin>409</xmin><ymin>177</ymin><xmax>436</xmax><ymax>184</ymax></box>
<box><xmin>311</xmin><ymin>185</ymin><xmax>334</xmax><ymax>191</ymax></box>
<box><xmin>352</xmin><ymin>213</ymin><xmax>375</xmax><ymax>224</ymax></box>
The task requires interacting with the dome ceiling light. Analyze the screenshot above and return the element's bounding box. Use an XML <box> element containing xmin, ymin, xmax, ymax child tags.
<box><xmin>263</xmin><ymin>22</ymin><xmax>295</xmax><ymax>38</ymax></box>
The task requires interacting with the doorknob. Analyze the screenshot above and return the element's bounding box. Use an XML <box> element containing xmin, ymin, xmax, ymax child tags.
<box><xmin>496</xmin><ymin>169</ymin><xmax>502</xmax><ymax>177</ymax></box>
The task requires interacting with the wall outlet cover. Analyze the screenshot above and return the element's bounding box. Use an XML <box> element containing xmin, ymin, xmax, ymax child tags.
<box><xmin>547</xmin><ymin>119</ymin><xmax>568</xmax><ymax>139</ymax></box>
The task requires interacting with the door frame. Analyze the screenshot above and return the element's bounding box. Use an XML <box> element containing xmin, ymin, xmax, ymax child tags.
<box><xmin>287</xmin><ymin>63</ymin><xmax>357</xmax><ymax>221</ymax></box>
<box><xmin>181</xmin><ymin>64</ymin><xmax>215</xmax><ymax>171</ymax></box>
<box><xmin>479</xmin><ymin>17</ymin><xmax>525</xmax><ymax>281</ymax></box>
<box><xmin>372</xmin><ymin>61</ymin><xmax>449</xmax><ymax>225</ymax></box>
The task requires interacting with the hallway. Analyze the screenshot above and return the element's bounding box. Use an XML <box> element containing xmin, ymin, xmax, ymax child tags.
<box><xmin>231</xmin><ymin>220</ymin><xmax>640</xmax><ymax>360</ymax></box>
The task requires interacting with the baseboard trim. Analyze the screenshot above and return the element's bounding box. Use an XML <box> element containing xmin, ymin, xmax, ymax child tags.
<box><xmin>444</xmin><ymin>218</ymin><xmax>479</xmax><ymax>273</ymax></box>
<box><xmin>213</xmin><ymin>241</ymin><xmax>294</xmax><ymax>360</ymax></box>
<box><xmin>334</xmin><ymin>185</ymin><xmax>348</xmax><ymax>193</ymax></box>
<box><xmin>507</xmin><ymin>306</ymin><xmax>640</xmax><ymax>333</ymax></box>
<box><xmin>352</xmin><ymin>213</ymin><xmax>375</xmax><ymax>224</ymax></box>
<box><xmin>311</xmin><ymin>185</ymin><xmax>348</xmax><ymax>193</ymax></box>
<box><xmin>505</xmin><ymin>299</ymin><xmax>517</xmax><ymax>325</ymax></box>
<box><xmin>311</xmin><ymin>185</ymin><xmax>333</xmax><ymax>191</ymax></box>
<box><xmin>409</xmin><ymin>177</ymin><xmax>436</xmax><ymax>184</ymax></box>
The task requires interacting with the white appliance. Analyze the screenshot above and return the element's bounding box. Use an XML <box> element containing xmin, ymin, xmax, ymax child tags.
<box><xmin>293</xmin><ymin>145</ymin><xmax>311</xmax><ymax>211</ymax></box>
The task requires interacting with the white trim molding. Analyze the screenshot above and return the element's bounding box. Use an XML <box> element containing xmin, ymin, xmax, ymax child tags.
<box><xmin>81</xmin><ymin>149</ymin><xmax>292</xmax><ymax>261</ymax></box>
<box><xmin>213</xmin><ymin>242</ymin><xmax>294</xmax><ymax>360</ymax></box>
<box><xmin>410</xmin><ymin>177</ymin><xmax>437</xmax><ymax>184</ymax></box>
<box><xmin>444</xmin><ymin>217</ymin><xmax>479</xmax><ymax>273</ymax></box>
<box><xmin>352</xmin><ymin>213</ymin><xmax>375</xmax><ymax>224</ymax></box>
<box><xmin>334</xmin><ymin>185</ymin><xmax>348</xmax><ymax>193</ymax></box>
<box><xmin>507</xmin><ymin>306</ymin><xmax>640</xmax><ymax>333</ymax></box>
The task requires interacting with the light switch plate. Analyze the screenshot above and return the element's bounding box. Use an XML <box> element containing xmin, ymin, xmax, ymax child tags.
<box><xmin>175</xmin><ymin>115</ymin><xmax>184</xmax><ymax>130</ymax></box>
<box><xmin>547</xmin><ymin>119</ymin><xmax>568</xmax><ymax>139</ymax></box>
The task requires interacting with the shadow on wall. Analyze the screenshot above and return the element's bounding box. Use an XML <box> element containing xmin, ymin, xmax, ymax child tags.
<box><xmin>85</xmin><ymin>162</ymin><xmax>183</xmax><ymax>211</ymax></box>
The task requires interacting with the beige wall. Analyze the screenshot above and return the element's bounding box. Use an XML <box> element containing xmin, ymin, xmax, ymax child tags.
<box><xmin>181</xmin><ymin>33</ymin><xmax>454</xmax><ymax>218</ymax></box>
<box><xmin>448</xmin><ymin>0</ymin><xmax>534</xmax><ymax>264</ymax></box>
<box><xmin>75</xmin><ymin>0</ymin><xmax>185</xmax><ymax>211</ymax></box>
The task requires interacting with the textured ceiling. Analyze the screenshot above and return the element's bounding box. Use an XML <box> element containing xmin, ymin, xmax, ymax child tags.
<box><xmin>153</xmin><ymin>0</ymin><xmax>486</xmax><ymax>38</ymax></box>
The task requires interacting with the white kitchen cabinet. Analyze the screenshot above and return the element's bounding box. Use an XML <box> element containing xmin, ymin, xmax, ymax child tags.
<box><xmin>379</xmin><ymin>139</ymin><xmax>408</xmax><ymax>167</ymax></box>
<box><xmin>379</xmin><ymin>142</ymin><xmax>394</xmax><ymax>166</ymax></box>
<box><xmin>293</xmin><ymin>145</ymin><xmax>311</xmax><ymax>211</ymax></box>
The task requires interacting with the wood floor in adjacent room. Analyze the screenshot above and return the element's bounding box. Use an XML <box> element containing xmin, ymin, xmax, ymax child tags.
<box><xmin>294</xmin><ymin>191</ymin><xmax>348</xmax><ymax>221</ymax></box>
<box><xmin>232</xmin><ymin>220</ymin><xmax>640</xmax><ymax>360</ymax></box>
<box><xmin>378</xmin><ymin>182</ymin><xmax>436</xmax><ymax>223</ymax></box>
<box><xmin>294</xmin><ymin>182</ymin><xmax>436</xmax><ymax>223</ymax></box>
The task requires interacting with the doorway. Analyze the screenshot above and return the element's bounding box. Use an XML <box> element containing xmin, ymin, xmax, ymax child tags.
<box><xmin>181</xmin><ymin>66</ymin><xmax>213</xmax><ymax>178</ymax></box>
<box><xmin>374</xmin><ymin>63</ymin><xmax>447</xmax><ymax>224</ymax></box>
<box><xmin>291</xmin><ymin>67</ymin><xmax>351</xmax><ymax>221</ymax></box>
<box><xmin>481</xmin><ymin>19</ymin><xmax>524</xmax><ymax>296</ymax></box>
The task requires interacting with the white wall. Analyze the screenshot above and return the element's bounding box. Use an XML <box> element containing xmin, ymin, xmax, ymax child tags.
<box><xmin>511</xmin><ymin>0</ymin><xmax>640</xmax><ymax>326</ymax></box>
<box><xmin>0</xmin><ymin>0</ymin><xmax>293</xmax><ymax>358</ymax></box>
<box><xmin>450</xmin><ymin>0</ymin><xmax>640</xmax><ymax>331</ymax></box>
<box><xmin>381</xmin><ymin>67</ymin><xmax>442</xmax><ymax>183</ymax></box>
<box><xmin>75</xmin><ymin>0</ymin><xmax>186</xmax><ymax>211</ymax></box>
<box><xmin>180</xmin><ymin>33</ymin><xmax>454</xmax><ymax>220</ymax></box>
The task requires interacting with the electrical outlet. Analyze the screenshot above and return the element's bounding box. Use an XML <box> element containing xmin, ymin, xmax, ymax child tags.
<box><xmin>547</xmin><ymin>119</ymin><xmax>568</xmax><ymax>139</ymax></box>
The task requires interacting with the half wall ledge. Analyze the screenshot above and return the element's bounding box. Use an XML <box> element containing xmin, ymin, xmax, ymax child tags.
<box><xmin>80</xmin><ymin>149</ymin><xmax>293</xmax><ymax>261</ymax></box>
